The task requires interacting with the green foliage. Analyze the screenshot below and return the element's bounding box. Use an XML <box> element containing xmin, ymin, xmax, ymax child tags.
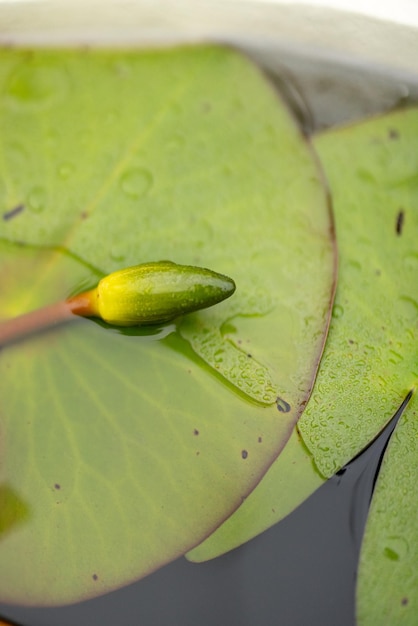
<box><xmin>188</xmin><ymin>108</ymin><xmax>418</xmax><ymax>564</ymax></box>
<box><xmin>0</xmin><ymin>45</ymin><xmax>334</xmax><ymax>604</ymax></box>
<box><xmin>299</xmin><ymin>109</ymin><xmax>418</xmax><ymax>476</ymax></box>
<box><xmin>3</xmin><ymin>45</ymin><xmax>415</xmax><ymax>622</ymax></box>
<box><xmin>357</xmin><ymin>390</ymin><xmax>417</xmax><ymax>626</ymax></box>
<box><xmin>187</xmin><ymin>427</ymin><xmax>324</xmax><ymax>562</ymax></box>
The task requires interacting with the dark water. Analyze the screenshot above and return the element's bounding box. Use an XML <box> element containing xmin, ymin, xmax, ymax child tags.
<box><xmin>1</xmin><ymin>46</ymin><xmax>417</xmax><ymax>626</ymax></box>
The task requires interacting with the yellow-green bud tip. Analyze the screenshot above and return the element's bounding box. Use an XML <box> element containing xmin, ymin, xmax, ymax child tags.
<box><xmin>84</xmin><ymin>261</ymin><xmax>235</xmax><ymax>326</ymax></box>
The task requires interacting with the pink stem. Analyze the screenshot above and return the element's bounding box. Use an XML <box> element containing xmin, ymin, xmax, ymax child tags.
<box><xmin>0</xmin><ymin>292</ymin><xmax>96</xmax><ymax>349</ymax></box>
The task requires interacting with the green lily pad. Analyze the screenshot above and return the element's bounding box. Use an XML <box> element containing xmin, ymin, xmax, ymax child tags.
<box><xmin>0</xmin><ymin>45</ymin><xmax>335</xmax><ymax>604</ymax></box>
<box><xmin>186</xmin><ymin>426</ymin><xmax>324</xmax><ymax>563</ymax></box>
<box><xmin>356</xmin><ymin>390</ymin><xmax>418</xmax><ymax>626</ymax></box>
<box><xmin>187</xmin><ymin>107</ymin><xmax>418</xmax><ymax>563</ymax></box>
<box><xmin>299</xmin><ymin>108</ymin><xmax>418</xmax><ymax>476</ymax></box>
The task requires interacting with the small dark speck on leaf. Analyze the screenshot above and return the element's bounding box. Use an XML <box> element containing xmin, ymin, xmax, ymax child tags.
<box><xmin>276</xmin><ymin>397</ymin><xmax>291</xmax><ymax>413</ymax></box>
<box><xmin>241</xmin><ymin>450</ymin><xmax>248</xmax><ymax>459</ymax></box>
<box><xmin>396</xmin><ymin>209</ymin><xmax>405</xmax><ymax>235</ymax></box>
<box><xmin>247</xmin><ymin>353</ymin><xmax>252</xmax><ymax>358</ymax></box>
<box><xmin>193</xmin><ymin>429</ymin><xmax>199</xmax><ymax>436</ymax></box>
<box><xmin>401</xmin><ymin>597</ymin><xmax>409</xmax><ymax>606</ymax></box>
<box><xmin>92</xmin><ymin>574</ymin><xmax>98</xmax><ymax>581</ymax></box>
<box><xmin>54</xmin><ymin>483</ymin><xmax>61</xmax><ymax>490</ymax></box>
<box><xmin>80</xmin><ymin>211</ymin><xmax>89</xmax><ymax>220</ymax></box>
<box><xmin>3</xmin><ymin>204</ymin><xmax>25</xmax><ymax>221</ymax></box>
<box><xmin>258</xmin><ymin>436</ymin><xmax>263</xmax><ymax>443</ymax></box>
<box><xmin>388</xmin><ymin>128</ymin><xmax>400</xmax><ymax>140</ymax></box>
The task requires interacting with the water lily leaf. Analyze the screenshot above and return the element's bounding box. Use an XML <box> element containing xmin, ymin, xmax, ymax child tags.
<box><xmin>299</xmin><ymin>107</ymin><xmax>418</xmax><ymax>476</ymax></box>
<box><xmin>186</xmin><ymin>427</ymin><xmax>324</xmax><ymax>563</ymax></box>
<box><xmin>187</xmin><ymin>107</ymin><xmax>418</xmax><ymax>563</ymax></box>
<box><xmin>0</xmin><ymin>45</ymin><xmax>335</xmax><ymax>605</ymax></box>
<box><xmin>356</xmin><ymin>390</ymin><xmax>418</xmax><ymax>626</ymax></box>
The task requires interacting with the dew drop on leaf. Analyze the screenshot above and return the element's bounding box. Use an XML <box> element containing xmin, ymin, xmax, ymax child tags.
<box><xmin>27</xmin><ymin>186</ymin><xmax>47</xmax><ymax>213</ymax></box>
<box><xmin>399</xmin><ymin>295</ymin><xmax>418</xmax><ymax>314</ymax></box>
<box><xmin>57</xmin><ymin>162</ymin><xmax>75</xmax><ymax>179</ymax></box>
<box><xmin>388</xmin><ymin>350</ymin><xmax>404</xmax><ymax>365</ymax></box>
<box><xmin>166</xmin><ymin>133</ymin><xmax>185</xmax><ymax>152</ymax></box>
<box><xmin>403</xmin><ymin>252</ymin><xmax>418</xmax><ymax>271</ymax></box>
<box><xmin>6</xmin><ymin>142</ymin><xmax>27</xmax><ymax>168</ymax></box>
<box><xmin>109</xmin><ymin>246</ymin><xmax>126</xmax><ymax>263</ymax></box>
<box><xmin>120</xmin><ymin>167</ymin><xmax>153</xmax><ymax>199</ymax></box>
<box><xmin>5</xmin><ymin>61</ymin><xmax>69</xmax><ymax>110</ymax></box>
<box><xmin>383</xmin><ymin>535</ymin><xmax>410</xmax><ymax>562</ymax></box>
<box><xmin>331</xmin><ymin>304</ymin><xmax>344</xmax><ymax>319</ymax></box>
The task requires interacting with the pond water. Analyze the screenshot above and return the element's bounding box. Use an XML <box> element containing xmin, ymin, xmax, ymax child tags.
<box><xmin>0</xmin><ymin>43</ymin><xmax>417</xmax><ymax>626</ymax></box>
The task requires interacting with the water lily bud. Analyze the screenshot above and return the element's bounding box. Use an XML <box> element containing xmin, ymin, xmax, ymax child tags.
<box><xmin>71</xmin><ymin>261</ymin><xmax>235</xmax><ymax>326</ymax></box>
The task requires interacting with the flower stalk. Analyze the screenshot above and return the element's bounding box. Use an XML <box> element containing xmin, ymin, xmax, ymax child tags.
<box><xmin>0</xmin><ymin>261</ymin><xmax>236</xmax><ymax>348</ymax></box>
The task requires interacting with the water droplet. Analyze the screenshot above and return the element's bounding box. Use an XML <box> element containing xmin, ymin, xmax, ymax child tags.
<box><xmin>399</xmin><ymin>295</ymin><xmax>418</xmax><ymax>314</ymax></box>
<box><xmin>182</xmin><ymin>325</ymin><xmax>277</xmax><ymax>405</ymax></box>
<box><xmin>303</xmin><ymin>315</ymin><xmax>315</xmax><ymax>328</ymax></box>
<box><xmin>213</xmin><ymin>349</ymin><xmax>224</xmax><ymax>364</ymax></box>
<box><xmin>166</xmin><ymin>133</ymin><xmax>185</xmax><ymax>152</ymax></box>
<box><xmin>57</xmin><ymin>162</ymin><xmax>74</xmax><ymax>179</ymax></box>
<box><xmin>403</xmin><ymin>253</ymin><xmax>418</xmax><ymax>271</ymax></box>
<box><xmin>5</xmin><ymin>61</ymin><xmax>70</xmax><ymax>111</ymax></box>
<box><xmin>383</xmin><ymin>536</ymin><xmax>409</xmax><ymax>561</ymax></box>
<box><xmin>109</xmin><ymin>246</ymin><xmax>126</xmax><ymax>263</ymax></box>
<box><xmin>120</xmin><ymin>168</ymin><xmax>153</xmax><ymax>199</ymax></box>
<box><xmin>348</xmin><ymin>259</ymin><xmax>362</xmax><ymax>271</ymax></box>
<box><xmin>356</xmin><ymin>167</ymin><xmax>377</xmax><ymax>184</ymax></box>
<box><xmin>45</xmin><ymin>129</ymin><xmax>58</xmax><ymax>149</ymax></box>
<box><xmin>388</xmin><ymin>350</ymin><xmax>403</xmax><ymax>365</ymax></box>
<box><xmin>332</xmin><ymin>304</ymin><xmax>344</xmax><ymax>319</ymax></box>
<box><xmin>276</xmin><ymin>397</ymin><xmax>291</xmax><ymax>413</ymax></box>
<box><xmin>7</xmin><ymin>142</ymin><xmax>27</xmax><ymax>167</ymax></box>
<box><xmin>28</xmin><ymin>186</ymin><xmax>47</xmax><ymax>213</ymax></box>
<box><xmin>364</xmin><ymin>344</ymin><xmax>376</xmax><ymax>353</ymax></box>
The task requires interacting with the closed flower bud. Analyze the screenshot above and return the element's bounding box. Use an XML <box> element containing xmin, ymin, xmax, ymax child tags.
<box><xmin>70</xmin><ymin>261</ymin><xmax>236</xmax><ymax>326</ymax></box>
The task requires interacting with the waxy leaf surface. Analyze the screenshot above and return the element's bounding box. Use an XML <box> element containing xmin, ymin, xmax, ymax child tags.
<box><xmin>188</xmin><ymin>107</ymin><xmax>418</xmax><ymax>563</ymax></box>
<box><xmin>357</xmin><ymin>390</ymin><xmax>418</xmax><ymax>626</ymax></box>
<box><xmin>0</xmin><ymin>45</ymin><xmax>335</xmax><ymax>604</ymax></box>
<box><xmin>299</xmin><ymin>108</ymin><xmax>418</xmax><ymax>475</ymax></box>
